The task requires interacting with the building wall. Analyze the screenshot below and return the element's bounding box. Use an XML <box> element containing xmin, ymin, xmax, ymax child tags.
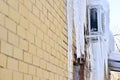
<box><xmin>110</xmin><ymin>71</ymin><xmax>120</xmax><ymax>80</ymax></box>
<box><xmin>0</xmin><ymin>0</ymin><xmax>68</xmax><ymax>80</ymax></box>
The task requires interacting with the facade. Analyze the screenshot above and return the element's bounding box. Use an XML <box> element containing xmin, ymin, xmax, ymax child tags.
<box><xmin>0</xmin><ymin>0</ymin><xmax>119</xmax><ymax>80</ymax></box>
<box><xmin>67</xmin><ymin>0</ymin><xmax>120</xmax><ymax>80</ymax></box>
<box><xmin>110</xmin><ymin>36</ymin><xmax>120</xmax><ymax>80</ymax></box>
<box><xmin>0</xmin><ymin>0</ymin><xmax>68</xmax><ymax>80</ymax></box>
<box><xmin>111</xmin><ymin>71</ymin><xmax>120</xmax><ymax>80</ymax></box>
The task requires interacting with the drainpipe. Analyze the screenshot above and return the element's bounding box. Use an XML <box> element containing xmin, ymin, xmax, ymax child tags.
<box><xmin>67</xmin><ymin>0</ymin><xmax>73</xmax><ymax>80</ymax></box>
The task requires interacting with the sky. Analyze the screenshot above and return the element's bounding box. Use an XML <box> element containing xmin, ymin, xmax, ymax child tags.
<box><xmin>108</xmin><ymin>0</ymin><xmax>120</xmax><ymax>35</ymax></box>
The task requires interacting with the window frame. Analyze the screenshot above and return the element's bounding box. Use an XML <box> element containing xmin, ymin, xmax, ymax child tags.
<box><xmin>88</xmin><ymin>5</ymin><xmax>104</xmax><ymax>35</ymax></box>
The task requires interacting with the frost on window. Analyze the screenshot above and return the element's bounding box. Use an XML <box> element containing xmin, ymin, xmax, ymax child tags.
<box><xmin>90</xmin><ymin>8</ymin><xmax>98</xmax><ymax>32</ymax></box>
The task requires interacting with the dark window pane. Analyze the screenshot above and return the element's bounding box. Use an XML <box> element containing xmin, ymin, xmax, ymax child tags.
<box><xmin>90</xmin><ymin>8</ymin><xmax>98</xmax><ymax>32</ymax></box>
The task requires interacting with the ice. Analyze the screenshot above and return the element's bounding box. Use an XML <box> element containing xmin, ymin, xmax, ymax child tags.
<box><xmin>74</xmin><ymin>0</ymin><xmax>86</xmax><ymax>58</ymax></box>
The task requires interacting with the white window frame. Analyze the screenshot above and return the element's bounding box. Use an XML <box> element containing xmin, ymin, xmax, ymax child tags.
<box><xmin>88</xmin><ymin>5</ymin><xmax>104</xmax><ymax>35</ymax></box>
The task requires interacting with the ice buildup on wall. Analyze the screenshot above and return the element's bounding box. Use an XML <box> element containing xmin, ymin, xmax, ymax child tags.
<box><xmin>74</xmin><ymin>0</ymin><xmax>86</xmax><ymax>58</ymax></box>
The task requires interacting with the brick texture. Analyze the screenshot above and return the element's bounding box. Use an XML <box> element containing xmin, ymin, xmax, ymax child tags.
<box><xmin>0</xmin><ymin>0</ymin><xmax>68</xmax><ymax>80</ymax></box>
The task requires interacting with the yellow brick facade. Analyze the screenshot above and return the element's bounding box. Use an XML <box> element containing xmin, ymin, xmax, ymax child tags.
<box><xmin>0</xmin><ymin>0</ymin><xmax>68</xmax><ymax>80</ymax></box>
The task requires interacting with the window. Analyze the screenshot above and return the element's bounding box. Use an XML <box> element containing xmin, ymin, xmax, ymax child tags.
<box><xmin>90</xmin><ymin>8</ymin><xmax>98</xmax><ymax>32</ymax></box>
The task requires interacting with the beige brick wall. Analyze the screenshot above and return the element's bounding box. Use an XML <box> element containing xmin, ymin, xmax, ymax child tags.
<box><xmin>0</xmin><ymin>0</ymin><xmax>68</xmax><ymax>80</ymax></box>
<box><xmin>110</xmin><ymin>71</ymin><xmax>120</xmax><ymax>80</ymax></box>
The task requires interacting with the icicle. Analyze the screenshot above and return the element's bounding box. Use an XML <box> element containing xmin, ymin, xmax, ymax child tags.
<box><xmin>73</xmin><ymin>0</ymin><xmax>86</xmax><ymax>58</ymax></box>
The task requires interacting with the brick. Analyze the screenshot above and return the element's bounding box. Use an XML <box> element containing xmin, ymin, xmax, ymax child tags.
<box><xmin>52</xmin><ymin>48</ymin><xmax>57</xmax><ymax>56</ymax></box>
<box><xmin>20</xmin><ymin>16</ymin><xmax>29</xmax><ymax>29</ymax></box>
<box><xmin>0</xmin><ymin>26</ymin><xmax>7</xmax><ymax>41</ymax></box>
<box><xmin>42</xmin><ymin>41</ymin><xmax>47</xmax><ymax>50</ymax></box>
<box><xmin>43</xmin><ymin>52</ymin><xmax>50</xmax><ymax>61</ymax></box>
<box><xmin>45</xmin><ymin>16</ymin><xmax>51</xmax><ymax>27</ymax></box>
<box><xmin>17</xmin><ymin>25</ymin><xmax>26</xmax><ymax>39</ymax></box>
<box><xmin>36</xmin><ymin>29</ymin><xmax>43</xmax><ymax>40</ymax></box>
<box><xmin>36</xmin><ymin>0</ymin><xmax>42</xmax><ymax>11</ymax></box>
<box><xmin>52</xmin><ymin>64</ymin><xmax>57</xmax><ymax>73</ymax></box>
<box><xmin>33</xmin><ymin>5</ymin><xmax>39</xmax><ymax>18</ymax></box>
<box><xmin>8</xmin><ymin>32</ymin><xmax>19</xmax><ymax>47</ymax></box>
<box><xmin>0</xmin><ymin>0</ymin><xmax>9</xmax><ymax>15</ymax></box>
<box><xmin>29</xmin><ymin>23</ymin><xmax>37</xmax><ymax>35</ymax></box>
<box><xmin>55</xmin><ymin>74</ymin><xmax>59</xmax><ymax>80</ymax></box>
<box><xmin>43</xmin><ymin>6</ymin><xmax>47</xmax><ymax>16</ymax></box>
<box><xmin>13</xmin><ymin>47</ymin><xmax>23</xmax><ymax>60</ymax></box>
<box><xmin>49</xmin><ymin>64</ymin><xmax>56</xmax><ymax>73</ymax></box>
<box><xmin>54</xmin><ymin>58</ymin><xmax>58</xmax><ymax>66</ymax></box>
<box><xmin>0</xmin><ymin>13</ymin><xmax>5</xmax><ymax>26</ymax></box>
<box><xmin>39</xmin><ymin>59</ymin><xmax>46</xmax><ymax>69</ymax></box>
<box><xmin>46</xmin><ymin>62</ymin><xmax>53</xmax><ymax>72</ymax></box>
<box><xmin>19</xmin><ymin>61</ymin><xmax>28</xmax><ymax>73</ymax></box>
<box><xmin>30</xmin><ymin>0</ymin><xmax>35</xmax><ymax>4</ymax></box>
<box><xmin>26</xmin><ymin>31</ymin><xmax>34</xmax><ymax>43</ymax></box>
<box><xmin>47</xmin><ymin>29</ymin><xmax>53</xmax><ymax>38</ymax></box>
<box><xmin>59</xmin><ymin>76</ymin><xmax>63</xmax><ymax>80</ymax></box>
<box><xmin>29</xmin><ymin>43</ymin><xmax>36</xmax><ymax>55</ymax></box>
<box><xmin>36</xmin><ymin>48</ymin><xmax>43</xmax><ymax>58</ymax></box>
<box><xmin>49</xmin><ymin>72</ymin><xmax>54</xmax><ymax>80</ymax></box>
<box><xmin>50</xmin><ymin>24</ymin><xmax>57</xmax><ymax>33</ymax></box>
<box><xmin>24</xmin><ymin>52</ymin><xmax>32</xmax><ymax>64</ymax></box>
<box><xmin>1</xmin><ymin>41</ymin><xmax>13</xmax><ymax>56</ymax></box>
<box><xmin>0</xmin><ymin>0</ymin><xmax>68</xmax><ymax>79</ymax></box>
<box><xmin>19</xmin><ymin>38</ymin><xmax>28</xmax><ymax>51</ymax></box>
<box><xmin>19</xmin><ymin>0</ymin><xmax>24</xmax><ymax>3</ymax></box>
<box><xmin>40</xmin><ymin>0</ymin><xmax>47</xmax><ymax>6</ymax></box>
<box><xmin>36</xmin><ymin>68</ymin><xmax>43</xmax><ymax>78</ymax></box>
<box><xmin>7</xmin><ymin>0</ymin><xmax>18</xmax><ymax>10</ymax></box>
<box><xmin>47</xmin><ymin>0</ymin><xmax>53</xmax><ymax>7</ymax></box>
<box><xmin>0</xmin><ymin>68</ymin><xmax>12</xmax><ymax>80</ymax></box>
<box><xmin>7</xmin><ymin>57</ymin><xmax>18</xmax><ymax>71</ymax></box>
<box><xmin>8</xmin><ymin>7</ymin><xmax>20</xmax><ymax>23</ymax></box>
<box><xmin>24</xmin><ymin>0</ymin><xmax>32</xmax><ymax>11</ymax></box>
<box><xmin>33</xmin><ymin>76</ymin><xmax>39</xmax><ymax>80</ymax></box>
<box><xmin>28</xmin><ymin>65</ymin><xmax>36</xmax><ymax>75</ymax></box>
<box><xmin>29</xmin><ymin>13</ymin><xmax>40</xmax><ymax>27</ymax></box>
<box><xmin>46</xmin><ymin>45</ymin><xmax>51</xmax><ymax>53</ymax></box>
<box><xmin>49</xmin><ymin>55</ymin><xmax>55</xmax><ymax>64</ymax></box>
<box><xmin>32</xmin><ymin>14</ymin><xmax>40</xmax><ymax>27</ymax></box>
<box><xmin>33</xmin><ymin>56</ymin><xmax>39</xmax><ymax>66</ymax></box>
<box><xmin>40</xmin><ymin>12</ymin><xmax>45</xmax><ymax>23</ymax></box>
<box><xmin>19</xmin><ymin>3</ymin><xmax>29</xmax><ymax>19</ymax></box>
<box><xmin>43</xmin><ymin>70</ymin><xmax>49</xmax><ymax>79</ymax></box>
<box><xmin>45</xmin><ymin>1</ymin><xmax>51</xmax><ymax>12</ymax></box>
<box><xmin>0</xmin><ymin>53</ymin><xmax>7</xmax><ymax>68</ymax></box>
<box><xmin>13</xmin><ymin>71</ymin><xmax>23</xmax><ymax>80</ymax></box>
<box><xmin>54</xmin><ymin>42</ymin><xmax>59</xmax><ymax>51</ymax></box>
<box><xmin>48</xmin><ymin>12</ymin><xmax>53</xmax><ymax>22</ymax></box>
<box><xmin>24</xmin><ymin>74</ymin><xmax>32</xmax><ymax>80</ymax></box>
<box><xmin>35</xmin><ymin>37</ymin><xmax>42</xmax><ymax>48</ymax></box>
<box><xmin>43</xmin><ymin>34</ymin><xmax>49</xmax><ymax>44</ymax></box>
<box><xmin>5</xmin><ymin>18</ymin><xmax>16</xmax><ymax>33</ymax></box>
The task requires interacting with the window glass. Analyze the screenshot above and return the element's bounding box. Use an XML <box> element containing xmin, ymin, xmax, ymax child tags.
<box><xmin>90</xmin><ymin>8</ymin><xmax>98</xmax><ymax>32</ymax></box>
